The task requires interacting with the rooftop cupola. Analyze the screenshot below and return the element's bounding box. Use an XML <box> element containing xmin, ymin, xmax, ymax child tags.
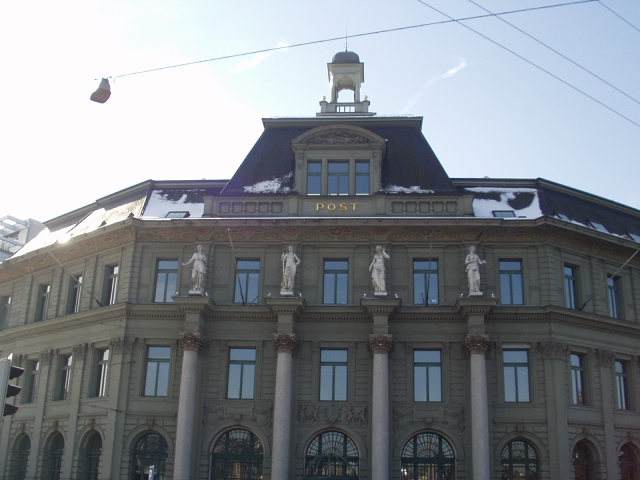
<box><xmin>318</xmin><ymin>50</ymin><xmax>375</xmax><ymax>116</ymax></box>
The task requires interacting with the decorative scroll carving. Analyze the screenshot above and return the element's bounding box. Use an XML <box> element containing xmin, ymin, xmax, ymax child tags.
<box><xmin>308</xmin><ymin>132</ymin><xmax>369</xmax><ymax>145</ymax></box>
<box><xmin>179</xmin><ymin>332</ymin><xmax>207</xmax><ymax>351</ymax></box>
<box><xmin>73</xmin><ymin>344</ymin><xmax>88</xmax><ymax>359</ymax></box>
<box><xmin>298</xmin><ymin>404</ymin><xmax>367</xmax><ymax>428</ymax></box>
<box><xmin>444</xmin><ymin>407</ymin><xmax>466</xmax><ymax>438</ymax></box>
<box><xmin>39</xmin><ymin>350</ymin><xmax>54</xmax><ymax>365</ymax></box>
<box><xmin>110</xmin><ymin>337</ymin><xmax>138</xmax><ymax>352</ymax></box>
<box><xmin>368</xmin><ymin>334</ymin><xmax>394</xmax><ymax>354</ymax></box>
<box><xmin>596</xmin><ymin>349</ymin><xmax>613</xmax><ymax>366</ymax></box>
<box><xmin>464</xmin><ymin>335</ymin><xmax>490</xmax><ymax>354</ymax></box>
<box><xmin>273</xmin><ymin>334</ymin><xmax>299</xmax><ymax>353</ymax></box>
<box><xmin>538</xmin><ymin>342</ymin><xmax>568</xmax><ymax>360</ymax></box>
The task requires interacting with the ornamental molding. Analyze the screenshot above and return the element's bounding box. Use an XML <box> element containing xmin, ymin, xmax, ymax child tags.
<box><xmin>110</xmin><ymin>337</ymin><xmax>138</xmax><ymax>352</ymax></box>
<box><xmin>537</xmin><ymin>342</ymin><xmax>568</xmax><ymax>360</ymax></box>
<box><xmin>368</xmin><ymin>334</ymin><xmax>394</xmax><ymax>354</ymax></box>
<box><xmin>39</xmin><ymin>349</ymin><xmax>54</xmax><ymax>365</ymax></box>
<box><xmin>273</xmin><ymin>333</ymin><xmax>300</xmax><ymax>353</ymax></box>
<box><xmin>307</xmin><ymin>131</ymin><xmax>370</xmax><ymax>145</ymax></box>
<box><xmin>72</xmin><ymin>343</ymin><xmax>88</xmax><ymax>359</ymax></box>
<box><xmin>298</xmin><ymin>403</ymin><xmax>367</xmax><ymax>428</ymax></box>
<box><xmin>464</xmin><ymin>334</ymin><xmax>490</xmax><ymax>354</ymax></box>
<box><xmin>596</xmin><ymin>348</ymin><xmax>614</xmax><ymax>366</ymax></box>
<box><xmin>179</xmin><ymin>332</ymin><xmax>207</xmax><ymax>351</ymax></box>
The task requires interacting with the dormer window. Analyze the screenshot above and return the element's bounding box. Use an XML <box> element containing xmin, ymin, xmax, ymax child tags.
<box><xmin>293</xmin><ymin>125</ymin><xmax>385</xmax><ymax>197</ymax></box>
<box><xmin>306</xmin><ymin>159</ymin><xmax>370</xmax><ymax>196</ymax></box>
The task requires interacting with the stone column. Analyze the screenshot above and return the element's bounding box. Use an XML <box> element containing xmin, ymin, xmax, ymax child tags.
<box><xmin>465</xmin><ymin>334</ymin><xmax>491</xmax><ymax>480</ymax></box>
<box><xmin>271</xmin><ymin>333</ymin><xmax>299</xmax><ymax>480</ymax></box>
<box><xmin>369</xmin><ymin>334</ymin><xmax>394</xmax><ymax>480</ymax></box>
<box><xmin>174</xmin><ymin>332</ymin><xmax>206</xmax><ymax>480</ymax></box>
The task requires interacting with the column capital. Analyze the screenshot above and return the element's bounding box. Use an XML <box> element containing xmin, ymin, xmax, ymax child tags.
<box><xmin>369</xmin><ymin>334</ymin><xmax>394</xmax><ymax>354</ymax></box>
<box><xmin>179</xmin><ymin>332</ymin><xmax>207</xmax><ymax>351</ymax></box>
<box><xmin>464</xmin><ymin>334</ymin><xmax>490</xmax><ymax>354</ymax></box>
<box><xmin>537</xmin><ymin>341</ymin><xmax>568</xmax><ymax>360</ymax></box>
<box><xmin>273</xmin><ymin>333</ymin><xmax>300</xmax><ymax>353</ymax></box>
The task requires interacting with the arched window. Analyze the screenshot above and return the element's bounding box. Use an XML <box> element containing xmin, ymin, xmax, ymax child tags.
<box><xmin>81</xmin><ymin>432</ymin><xmax>102</xmax><ymax>480</ymax></box>
<box><xmin>305</xmin><ymin>430</ymin><xmax>359</xmax><ymax>479</ymax></box>
<box><xmin>573</xmin><ymin>441</ymin><xmax>594</xmax><ymax>480</ymax></box>
<box><xmin>619</xmin><ymin>443</ymin><xmax>638</xmax><ymax>480</ymax></box>
<box><xmin>500</xmin><ymin>440</ymin><xmax>538</xmax><ymax>479</ymax></box>
<box><xmin>44</xmin><ymin>433</ymin><xmax>64</xmax><ymax>480</ymax></box>
<box><xmin>401</xmin><ymin>432</ymin><xmax>455</xmax><ymax>480</ymax></box>
<box><xmin>11</xmin><ymin>435</ymin><xmax>30</xmax><ymax>480</ymax></box>
<box><xmin>211</xmin><ymin>429</ymin><xmax>263</xmax><ymax>480</ymax></box>
<box><xmin>131</xmin><ymin>433</ymin><xmax>168</xmax><ymax>480</ymax></box>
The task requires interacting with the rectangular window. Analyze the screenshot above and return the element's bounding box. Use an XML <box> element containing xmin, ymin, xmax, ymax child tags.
<box><xmin>323</xmin><ymin>260</ymin><xmax>349</xmax><ymax>304</ymax></box>
<box><xmin>500</xmin><ymin>260</ymin><xmax>524</xmax><ymax>305</ymax></box>
<box><xmin>615</xmin><ymin>360</ymin><xmax>629</xmax><ymax>410</ymax></box>
<box><xmin>234</xmin><ymin>260</ymin><xmax>260</xmax><ymax>304</ymax></box>
<box><xmin>56</xmin><ymin>355</ymin><xmax>73</xmax><ymax>401</ymax></box>
<box><xmin>414</xmin><ymin>350</ymin><xmax>442</xmax><ymax>402</ymax></box>
<box><xmin>154</xmin><ymin>260</ymin><xmax>178</xmax><ymax>303</ymax></box>
<box><xmin>307</xmin><ymin>161</ymin><xmax>322</xmax><ymax>195</ymax></box>
<box><xmin>144</xmin><ymin>346</ymin><xmax>171</xmax><ymax>397</ymax></box>
<box><xmin>104</xmin><ymin>265</ymin><xmax>119</xmax><ymax>306</ymax></box>
<box><xmin>571</xmin><ymin>353</ymin><xmax>586</xmax><ymax>405</ymax></box>
<box><xmin>355</xmin><ymin>161</ymin><xmax>370</xmax><ymax>195</ymax></box>
<box><xmin>564</xmin><ymin>265</ymin><xmax>579</xmax><ymax>309</ymax></box>
<box><xmin>503</xmin><ymin>350</ymin><xmax>530</xmax><ymax>402</ymax></box>
<box><xmin>327</xmin><ymin>161</ymin><xmax>349</xmax><ymax>195</ymax></box>
<box><xmin>320</xmin><ymin>349</ymin><xmax>348</xmax><ymax>401</ymax></box>
<box><xmin>68</xmin><ymin>275</ymin><xmax>83</xmax><ymax>314</ymax></box>
<box><xmin>607</xmin><ymin>276</ymin><xmax>621</xmax><ymax>318</ymax></box>
<box><xmin>227</xmin><ymin>348</ymin><xmax>256</xmax><ymax>399</ymax></box>
<box><xmin>24</xmin><ymin>360</ymin><xmax>39</xmax><ymax>404</ymax></box>
<box><xmin>36</xmin><ymin>284</ymin><xmax>51</xmax><ymax>322</ymax></box>
<box><xmin>93</xmin><ymin>349</ymin><xmax>110</xmax><ymax>397</ymax></box>
<box><xmin>413</xmin><ymin>260</ymin><xmax>439</xmax><ymax>305</ymax></box>
<box><xmin>0</xmin><ymin>296</ymin><xmax>10</xmax><ymax>330</ymax></box>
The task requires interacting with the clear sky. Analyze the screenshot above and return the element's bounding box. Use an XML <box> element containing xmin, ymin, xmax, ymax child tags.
<box><xmin>1</xmin><ymin>0</ymin><xmax>639</xmax><ymax>222</ymax></box>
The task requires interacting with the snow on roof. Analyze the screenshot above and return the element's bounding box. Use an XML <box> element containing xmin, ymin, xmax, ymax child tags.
<box><xmin>142</xmin><ymin>189</ymin><xmax>205</xmax><ymax>218</ymax></box>
<box><xmin>384</xmin><ymin>185</ymin><xmax>435</xmax><ymax>194</ymax></box>
<box><xmin>243</xmin><ymin>172</ymin><xmax>293</xmax><ymax>194</ymax></box>
<box><xmin>465</xmin><ymin>187</ymin><xmax>543</xmax><ymax>218</ymax></box>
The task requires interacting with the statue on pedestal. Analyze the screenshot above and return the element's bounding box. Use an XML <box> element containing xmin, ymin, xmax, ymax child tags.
<box><xmin>465</xmin><ymin>245</ymin><xmax>486</xmax><ymax>296</ymax></box>
<box><xmin>183</xmin><ymin>245</ymin><xmax>207</xmax><ymax>295</ymax></box>
<box><xmin>281</xmin><ymin>246</ymin><xmax>300</xmax><ymax>296</ymax></box>
<box><xmin>369</xmin><ymin>246</ymin><xmax>390</xmax><ymax>296</ymax></box>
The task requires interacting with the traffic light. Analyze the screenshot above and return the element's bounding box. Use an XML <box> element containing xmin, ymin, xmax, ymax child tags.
<box><xmin>0</xmin><ymin>357</ymin><xmax>24</xmax><ymax>416</ymax></box>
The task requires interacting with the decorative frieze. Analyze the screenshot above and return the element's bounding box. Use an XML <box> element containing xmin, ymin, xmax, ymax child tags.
<box><xmin>179</xmin><ymin>332</ymin><xmax>207</xmax><ymax>351</ymax></box>
<box><xmin>110</xmin><ymin>337</ymin><xmax>138</xmax><ymax>352</ymax></box>
<box><xmin>368</xmin><ymin>334</ymin><xmax>394</xmax><ymax>354</ymax></box>
<box><xmin>72</xmin><ymin>343</ymin><xmax>88</xmax><ymax>359</ymax></box>
<box><xmin>596</xmin><ymin>348</ymin><xmax>613</xmax><ymax>366</ymax></box>
<box><xmin>298</xmin><ymin>404</ymin><xmax>368</xmax><ymax>427</ymax></box>
<box><xmin>538</xmin><ymin>342</ymin><xmax>569</xmax><ymax>360</ymax></box>
<box><xmin>464</xmin><ymin>334</ymin><xmax>490</xmax><ymax>354</ymax></box>
<box><xmin>273</xmin><ymin>333</ymin><xmax>299</xmax><ymax>353</ymax></box>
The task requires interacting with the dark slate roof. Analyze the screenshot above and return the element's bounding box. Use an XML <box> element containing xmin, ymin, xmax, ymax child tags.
<box><xmin>220</xmin><ymin>118</ymin><xmax>456</xmax><ymax>196</ymax></box>
<box><xmin>332</xmin><ymin>51</ymin><xmax>360</xmax><ymax>64</ymax></box>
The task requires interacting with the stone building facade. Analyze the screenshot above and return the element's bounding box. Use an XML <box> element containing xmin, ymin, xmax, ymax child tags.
<box><xmin>0</xmin><ymin>52</ymin><xmax>639</xmax><ymax>480</ymax></box>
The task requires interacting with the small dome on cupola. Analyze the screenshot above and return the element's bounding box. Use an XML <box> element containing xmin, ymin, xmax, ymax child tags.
<box><xmin>331</xmin><ymin>50</ymin><xmax>360</xmax><ymax>64</ymax></box>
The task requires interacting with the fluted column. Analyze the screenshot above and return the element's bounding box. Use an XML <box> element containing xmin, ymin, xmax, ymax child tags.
<box><xmin>369</xmin><ymin>334</ymin><xmax>394</xmax><ymax>480</ymax></box>
<box><xmin>174</xmin><ymin>332</ymin><xmax>206</xmax><ymax>480</ymax></box>
<box><xmin>271</xmin><ymin>333</ymin><xmax>299</xmax><ymax>480</ymax></box>
<box><xmin>465</xmin><ymin>334</ymin><xmax>491</xmax><ymax>480</ymax></box>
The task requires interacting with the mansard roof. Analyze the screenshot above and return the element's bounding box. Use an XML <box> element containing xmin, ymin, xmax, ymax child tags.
<box><xmin>220</xmin><ymin>116</ymin><xmax>456</xmax><ymax>196</ymax></box>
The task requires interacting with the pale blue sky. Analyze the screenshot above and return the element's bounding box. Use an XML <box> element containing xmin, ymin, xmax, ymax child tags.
<box><xmin>1</xmin><ymin>0</ymin><xmax>639</xmax><ymax>221</ymax></box>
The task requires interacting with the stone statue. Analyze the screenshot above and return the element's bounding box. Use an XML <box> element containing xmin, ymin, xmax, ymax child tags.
<box><xmin>369</xmin><ymin>246</ymin><xmax>390</xmax><ymax>295</ymax></box>
<box><xmin>280</xmin><ymin>246</ymin><xmax>300</xmax><ymax>295</ymax></box>
<box><xmin>465</xmin><ymin>245</ymin><xmax>486</xmax><ymax>295</ymax></box>
<box><xmin>183</xmin><ymin>245</ymin><xmax>207</xmax><ymax>294</ymax></box>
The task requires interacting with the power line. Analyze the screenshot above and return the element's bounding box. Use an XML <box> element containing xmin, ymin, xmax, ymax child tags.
<box><xmin>597</xmin><ymin>0</ymin><xmax>640</xmax><ymax>34</ymax></box>
<box><xmin>414</xmin><ymin>0</ymin><xmax>640</xmax><ymax>129</ymax></box>
<box><xmin>107</xmin><ymin>0</ymin><xmax>598</xmax><ymax>80</ymax></box>
<box><xmin>467</xmin><ymin>0</ymin><xmax>640</xmax><ymax>107</ymax></box>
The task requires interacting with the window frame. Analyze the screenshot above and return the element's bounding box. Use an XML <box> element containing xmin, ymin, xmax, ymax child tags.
<box><xmin>319</xmin><ymin>349</ymin><xmax>349</xmax><ymax>402</ymax></box>
<box><xmin>104</xmin><ymin>264</ymin><xmax>119</xmax><ymax>306</ymax></box>
<box><xmin>93</xmin><ymin>349</ymin><xmax>110</xmax><ymax>398</ymax></box>
<box><xmin>55</xmin><ymin>355</ymin><xmax>73</xmax><ymax>401</ymax></box>
<box><xmin>500</xmin><ymin>439</ymin><xmax>538</xmax><ymax>479</ymax></box>
<box><xmin>0</xmin><ymin>295</ymin><xmax>10</xmax><ymax>330</ymax></box>
<box><xmin>304</xmin><ymin>158</ymin><xmax>372</xmax><ymax>196</ymax></box>
<box><xmin>323</xmin><ymin>259</ymin><xmax>349</xmax><ymax>304</ymax></box>
<box><xmin>23</xmin><ymin>359</ymin><xmax>39</xmax><ymax>404</ymax></box>
<box><xmin>153</xmin><ymin>259</ymin><xmax>179</xmax><ymax>303</ymax></box>
<box><xmin>499</xmin><ymin>259</ymin><xmax>524</xmax><ymax>305</ymax></box>
<box><xmin>615</xmin><ymin>360</ymin><xmax>629</xmax><ymax>410</ymax></box>
<box><xmin>234</xmin><ymin>259</ymin><xmax>261</xmax><ymax>305</ymax></box>
<box><xmin>35</xmin><ymin>283</ymin><xmax>51</xmax><ymax>322</ymax></box>
<box><xmin>413</xmin><ymin>259</ymin><xmax>439</xmax><ymax>305</ymax></box>
<box><xmin>67</xmin><ymin>274</ymin><xmax>83</xmax><ymax>314</ymax></box>
<box><xmin>607</xmin><ymin>275</ymin><xmax>622</xmax><ymax>318</ymax></box>
<box><xmin>570</xmin><ymin>353</ymin><xmax>587</xmax><ymax>405</ymax></box>
<box><xmin>143</xmin><ymin>346</ymin><xmax>172</xmax><ymax>397</ymax></box>
<box><xmin>227</xmin><ymin>348</ymin><xmax>257</xmax><ymax>400</ymax></box>
<box><xmin>413</xmin><ymin>349</ymin><xmax>442</xmax><ymax>402</ymax></box>
<box><xmin>502</xmin><ymin>349</ymin><xmax>531</xmax><ymax>403</ymax></box>
<box><xmin>564</xmin><ymin>265</ymin><xmax>579</xmax><ymax>310</ymax></box>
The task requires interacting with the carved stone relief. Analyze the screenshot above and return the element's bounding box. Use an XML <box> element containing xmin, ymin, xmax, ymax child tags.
<box><xmin>297</xmin><ymin>404</ymin><xmax>368</xmax><ymax>428</ymax></box>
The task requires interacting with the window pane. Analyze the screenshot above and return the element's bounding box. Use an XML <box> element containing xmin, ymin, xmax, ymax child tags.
<box><xmin>413</xmin><ymin>350</ymin><xmax>442</xmax><ymax>402</ymax></box>
<box><xmin>227</xmin><ymin>364</ymin><xmax>242</xmax><ymax>399</ymax></box>
<box><xmin>333</xmin><ymin>366</ymin><xmax>347</xmax><ymax>401</ymax></box>
<box><xmin>307</xmin><ymin>161</ymin><xmax>322</xmax><ymax>195</ymax></box>
<box><xmin>328</xmin><ymin>161</ymin><xmax>349</xmax><ymax>195</ymax></box>
<box><xmin>324</xmin><ymin>261</ymin><xmax>348</xmax><ymax>304</ymax></box>
<box><xmin>413</xmin><ymin>260</ymin><xmax>438</xmax><ymax>305</ymax></box>
<box><xmin>414</xmin><ymin>366</ymin><xmax>427</xmax><ymax>402</ymax></box>
<box><xmin>355</xmin><ymin>161</ymin><xmax>370</xmax><ymax>195</ymax></box>
<box><xmin>320</xmin><ymin>366</ymin><xmax>333</xmax><ymax>400</ymax></box>
<box><xmin>500</xmin><ymin>260</ymin><xmax>524</xmax><ymax>305</ymax></box>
